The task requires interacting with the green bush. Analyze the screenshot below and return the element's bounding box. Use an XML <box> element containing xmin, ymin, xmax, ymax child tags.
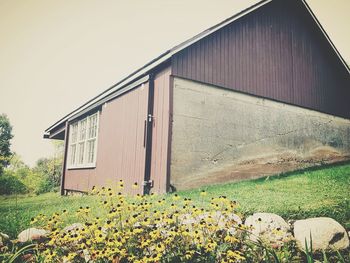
<box><xmin>0</xmin><ymin>175</ymin><xmax>27</xmax><ymax>195</ymax></box>
<box><xmin>35</xmin><ymin>178</ymin><xmax>57</xmax><ymax>195</ymax></box>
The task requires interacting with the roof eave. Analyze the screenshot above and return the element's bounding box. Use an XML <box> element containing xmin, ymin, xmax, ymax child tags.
<box><xmin>45</xmin><ymin>0</ymin><xmax>350</xmax><ymax>136</ymax></box>
<box><xmin>44</xmin><ymin>124</ymin><xmax>65</xmax><ymax>140</ymax></box>
<box><xmin>45</xmin><ymin>0</ymin><xmax>274</xmax><ymax>135</ymax></box>
<box><xmin>301</xmin><ymin>0</ymin><xmax>350</xmax><ymax>74</ymax></box>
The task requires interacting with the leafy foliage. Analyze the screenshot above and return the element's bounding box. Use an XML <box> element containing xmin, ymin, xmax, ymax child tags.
<box><xmin>32</xmin><ymin>148</ymin><xmax>63</xmax><ymax>194</ymax></box>
<box><xmin>32</xmin><ymin>141</ymin><xmax>63</xmax><ymax>194</ymax></box>
<box><xmin>1</xmin><ymin>142</ymin><xmax>63</xmax><ymax>195</ymax></box>
<box><xmin>0</xmin><ymin>114</ymin><xmax>13</xmax><ymax>174</ymax></box>
<box><xmin>0</xmin><ymin>174</ymin><xmax>27</xmax><ymax>195</ymax></box>
<box><xmin>0</xmin><ymin>175</ymin><xmax>28</xmax><ymax>195</ymax></box>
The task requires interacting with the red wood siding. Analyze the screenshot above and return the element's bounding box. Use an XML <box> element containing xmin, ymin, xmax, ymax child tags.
<box><xmin>172</xmin><ymin>0</ymin><xmax>350</xmax><ymax>119</ymax></box>
<box><xmin>64</xmin><ymin>83</ymin><xmax>149</xmax><ymax>194</ymax></box>
<box><xmin>150</xmin><ymin>67</ymin><xmax>171</xmax><ymax>194</ymax></box>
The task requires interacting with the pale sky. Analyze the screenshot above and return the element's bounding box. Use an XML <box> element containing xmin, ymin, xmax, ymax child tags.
<box><xmin>0</xmin><ymin>0</ymin><xmax>349</xmax><ymax>166</ymax></box>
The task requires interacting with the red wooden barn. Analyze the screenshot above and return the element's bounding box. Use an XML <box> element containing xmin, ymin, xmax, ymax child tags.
<box><xmin>44</xmin><ymin>0</ymin><xmax>350</xmax><ymax>195</ymax></box>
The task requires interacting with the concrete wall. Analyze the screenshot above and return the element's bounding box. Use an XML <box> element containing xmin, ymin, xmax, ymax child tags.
<box><xmin>170</xmin><ymin>77</ymin><xmax>350</xmax><ymax>190</ymax></box>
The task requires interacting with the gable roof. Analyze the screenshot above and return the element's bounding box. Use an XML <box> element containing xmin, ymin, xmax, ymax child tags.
<box><xmin>44</xmin><ymin>0</ymin><xmax>350</xmax><ymax>138</ymax></box>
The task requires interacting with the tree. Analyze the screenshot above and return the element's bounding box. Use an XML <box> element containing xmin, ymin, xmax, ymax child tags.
<box><xmin>1</xmin><ymin>153</ymin><xmax>29</xmax><ymax>195</ymax></box>
<box><xmin>0</xmin><ymin>114</ymin><xmax>13</xmax><ymax>174</ymax></box>
<box><xmin>6</xmin><ymin>153</ymin><xmax>27</xmax><ymax>171</ymax></box>
<box><xmin>32</xmin><ymin>141</ymin><xmax>64</xmax><ymax>193</ymax></box>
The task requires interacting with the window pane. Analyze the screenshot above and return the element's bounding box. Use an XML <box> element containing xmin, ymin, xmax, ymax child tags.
<box><xmin>87</xmin><ymin>141</ymin><xmax>91</xmax><ymax>163</ymax></box>
<box><xmin>80</xmin><ymin>119</ymin><xmax>87</xmax><ymax>141</ymax></box>
<box><xmin>90</xmin><ymin>140</ymin><xmax>95</xmax><ymax>163</ymax></box>
<box><xmin>68</xmin><ymin>112</ymin><xmax>98</xmax><ymax>167</ymax></box>
<box><xmin>88</xmin><ymin>117</ymin><xmax>93</xmax><ymax>139</ymax></box>
<box><xmin>92</xmin><ymin>115</ymin><xmax>97</xmax><ymax>137</ymax></box>
<box><xmin>71</xmin><ymin>123</ymin><xmax>78</xmax><ymax>143</ymax></box>
<box><xmin>87</xmin><ymin>139</ymin><xmax>95</xmax><ymax>163</ymax></box>
<box><xmin>88</xmin><ymin>114</ymin><xmax>98</xmax><ymax>139</ymax></box>
<box><xmin>78</xmin><ymin>142</ymin><xmax>85</xmax><ymax>164</ymax></box>
<box><xmin>70</xmin><ymin>144</ymin><xmax>76</xmax><ymax>165</ymax></box>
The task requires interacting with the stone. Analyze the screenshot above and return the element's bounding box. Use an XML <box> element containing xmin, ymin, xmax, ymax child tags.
<box><xmin>180</xmin><ymin>211</ymin><xmax>242</xmax><ymax>234</ymax></box>
<box><xmin>210</xmin><ymin>211</ymin><xmax>242</xmax><ymax>231</ymax></box>
<box><xmin>83</xmin><ymin>249</ymin><xmax>91</xmax><ymax>262</ymax></box>
<box><xmin>244</xmin><ymin>213</ymin><xmax>293</xmax><ymax>247</ymax></box>
<box><xmin>0</xmin><ymin>232</ymin><xmax>9</xmax><ymax>246</ymax></box>
<box><xmin>17</xmin><ymin>228</ymin><xmax>49</xmax><ymax>243</ymax></box>
<box><xmin>63</xmin><ymin>223</ymin><xmax>84</xmax><ymax>232</ymax></box>
<box><xmin>293</xmin><ymin>217</ymin><xmax>349</xmax><ymax>251</ymax></box>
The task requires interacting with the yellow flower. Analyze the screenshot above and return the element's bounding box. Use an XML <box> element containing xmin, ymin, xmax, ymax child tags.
<box><xmin>184</xmin><ymin>250</ymin><xmax>195</xmax><ymax>260</ymax></box>
<box><xmin>30</xmin><ymin>188</ymin><xmax>270</xmax><ymax>262</ymax></box>
<box><xmin>200</xmin><ymin>190</ymin><xmax>207</xmax><ymax>196</ymax></box>
<box><xmin>84</xmin><ymin>206</ymin><xmax>90</xmax><ymax>213</ymax></box>
<box><xmin>118</xmin><ymin>179</ymin><xmax>124</xmax><ymax>189</ymax></box>
<box><xmin>172</xmin><ymin>193</ymin><xmax>180</xmax><ymax>201</ymax></box>
<box><xmin>64</xmin><ymin>252</ymin><xmax>77</xmax><ymax>261</ymax></box>
<box><xmin>272</xmin><ymin>227</ymin><xmax>284</xmax><ymax>236</ymax></box>
<box><xmin>94</xmin><ymin>231</ymin><xmax>105</xmax><ymax>243</ymax></box>
<box><xmin>30</xmin><ymin>217</ymin><xmax>38</xmax><ymax>224</ymax></box>
<box><xmin>224</xmin><ymin>234</ymin><xmax>239</xmax><ymax>243</ymax></box>
<box><xmin>152</xmin><ymin>253</ymin><xmax>162</xmax><ymax>261</ymax></box>
<box><xmin>43</xmin><ymin>249</ymin><xmax>58</xmax><ymax>262</ymax></box>
<box><xmin>140</xmin><ymin>239</ymin><xmax>151</xmax><ymax>248</ymax></box>
<box><xmin>226</xmin><ymin>250</ymin><xmax>245</xmax><ymax>261</ymax></box>
<box><xmin>184</xmin><ymin>198</ymin><xmax>192</xmax><ymax>205</ymax></box>
<box><xmin>149</xmin><ymin>230</ymin><xmax>161</xmax><ymax>239</ymax></box>
<box><xmin>204</xmin><ymin>239</ymin><xmax>217</xmax><ymax>252</ymax></box>
<box><xmin>91</xmin><ymin>185</ymin><xmax>98</xmax><ymax>194</ymax></box>
<box><xmin>155</xmin><ymin>243</ymin><xmax>165</xmax><ymax>253</ymax></box>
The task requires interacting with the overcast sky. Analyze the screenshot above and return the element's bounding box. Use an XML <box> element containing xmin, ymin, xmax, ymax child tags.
<box><xmin>0</xmin><ymin>0</ymin><xmax>349</xmax><ymax>166</ymax></box>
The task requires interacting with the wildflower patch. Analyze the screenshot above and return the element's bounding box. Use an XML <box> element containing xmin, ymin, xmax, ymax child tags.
<box><xmin>1</xmin><ymin>183</ymin><xmax>348</xmax><ymax>262</ymax></box>
<box><xmin>2</xmin><ymin>186</ymin><xmax>291</xmax><ymax>262</ymax></box>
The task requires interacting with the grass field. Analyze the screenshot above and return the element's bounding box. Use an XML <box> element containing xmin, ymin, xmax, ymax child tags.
<box><xmin>0</xmin><ymin>162</ymin><xmax>349</xmax><ymax>239</ymax></box>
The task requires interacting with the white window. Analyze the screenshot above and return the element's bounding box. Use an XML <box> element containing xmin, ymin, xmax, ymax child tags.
<box><xmin>67</xmin><ymin>112</ymin><xmax>99</xmax><ymax>169</ymax></box>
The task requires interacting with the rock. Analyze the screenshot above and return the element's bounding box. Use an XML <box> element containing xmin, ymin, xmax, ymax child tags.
<box><xmin>244</xmin><ymin>213</ymin><xmax>293</xmax><ymax>247</ymax></box>
<box><xmin>212</xmin><ymin>211</ymin><xmax>242</xmax><ymax>226</ymax></box>
<box><xmin>83</xmin><ymin>249</ymin><xmax>91</xmax><ymax>262</ymax></box>
<box><xmin>0</xmin><ymin>232</ymin><xmax>9</xmax><ymax>246</ymax></box>
<box><xmin>293</xmin><ymin>217</ymin><xmax>349</xmax><ymax>251</ymax></box>
<box><xmin>181</xmin><ymin>211</ymin><xmax>241</xmax><ymax>226</ymax></box>
<box><xmin>63</xmin><ymin>223</ymin><xmax>84</xmax><ymax>232</ymax></box>
<box><xmin>18</xmin><ymin>228</ymin><xmax>49</xmax><ymax>243</ymax></box>
<box><xmin>210</xmin><ymin>211</ymin><xmax>242</xmax><ymax>234</ymax></box>
<box><xmin>180</xmin><ymin>211</ymin><xmax>242</xmax><ymax>234</ymax></box>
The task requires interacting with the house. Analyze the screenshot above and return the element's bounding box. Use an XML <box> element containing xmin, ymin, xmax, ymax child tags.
<box><xmin>44</xmin><ymin>0</ymin><xmax>350</xmax><ymax>195</ymax></box>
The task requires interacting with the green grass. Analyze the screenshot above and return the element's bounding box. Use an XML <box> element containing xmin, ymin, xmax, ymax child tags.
<box><xmin>0</xmin><ymin>163</ymin><xmax>349</xmax><ymax>239</ymax></box>
<box><xmin>180</xmin><ymin>162</ymin><xmax>350</xmax><ymax>228</ymax></box>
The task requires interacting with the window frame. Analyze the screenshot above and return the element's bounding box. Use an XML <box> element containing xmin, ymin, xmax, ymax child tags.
<box><xmin>67</xmin><ymin>112</ymin><xmax>100</xmax><ymax>169</ymax></box>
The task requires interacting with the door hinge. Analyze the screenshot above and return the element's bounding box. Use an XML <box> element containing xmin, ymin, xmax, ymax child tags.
<box><xmin>148</xmin><ymin>114</ymin><xmax>154</xmax><ymax>123</ymax></box>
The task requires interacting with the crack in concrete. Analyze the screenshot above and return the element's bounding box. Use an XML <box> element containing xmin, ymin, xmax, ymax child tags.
<box><xmin>209</xmin><ymin>119</ymin><xmax>334</xmax><ymax>161</ymax></box>
<box><xmin>176</xmin><ymin>114</ymin><xmax>208</xmax><ymax>121</ymax></box>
